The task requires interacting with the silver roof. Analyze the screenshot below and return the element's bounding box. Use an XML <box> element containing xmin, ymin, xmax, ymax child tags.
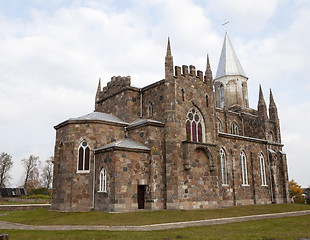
<box><xmin>127</xmin><ymin>118</ymin><xmax>165</xmax><ymax>128</ymax></box>
<box><xmin>68</xmin><ymin>111</ymin><xmax>128</xmax><ymax>125</ymax></box>
<box><xmin>215</xmin><ymin>33</ymin><xmax>247</xmax><ymax>79</ymax></box>
<box><xmin>95</xmin><ymin>138</ymin><xmax>150</xmax><ymax>151</ymax></box>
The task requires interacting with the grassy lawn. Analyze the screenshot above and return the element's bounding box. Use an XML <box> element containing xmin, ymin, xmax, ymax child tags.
<box><xmin>0</xmin><ymin>203</ymin><xmax>309</xmax><ymax>226</ymax></box>
<box><xmin>0</xmin><ymin>214</ymin><xmax>309</xmax><ymax>240</ymax></box>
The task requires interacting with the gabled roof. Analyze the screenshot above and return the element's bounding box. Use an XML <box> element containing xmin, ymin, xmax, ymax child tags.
<box><xmin>215</xmin><ymin>33</ymin><xmax>247</xmax><ymax>79</ymax></box>
<box><xmin>95</xmin><ymin>138</ymin><xmax>150</xmax><ymax>152</ymax></box>
<box><xmin>55</xmin><ymin>111</ymin><xmax>128</xmax><ymax>129</ymax></box>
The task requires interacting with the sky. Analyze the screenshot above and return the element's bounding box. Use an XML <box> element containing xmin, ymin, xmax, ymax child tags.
<box><xmin>0</xmin><ymin>0</ymin><xmax>309</xmax><ymax>188</ymax></box>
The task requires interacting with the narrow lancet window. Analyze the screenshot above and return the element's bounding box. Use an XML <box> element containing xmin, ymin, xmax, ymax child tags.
<box><xmin>147</xmin><ymin>102</ymin><xmax>153</xmax><ymax>117</ymax></box>
<box><xmin>259</xmin><ymin>153</ymin><xmax>267</xmax><ymax>186</ymax></box>
<box><xmin>242</xmin><ymin>84</ymin><xmax>246</xmax><ymax>107</ymax></box>
<box><xmin>240</xmin><ymin>151</ymin><xmax>248</xmax><ymax>185</ymax></box>
<box><xmin>220</xmin><ymin>148</ymin><xmax>228</xmax><ymax>185</ymax></box>
<box><xmin>99</xmin><ymin>168</ymin><xmax>107</xmax><ymax>192</ymax></box>
<box><xmin>216</xmin><ymin>118</ymin><xmax>223</xmax><ymax>133</ymax></box>
<box><xmin>220</xmin><ymin>84</ymin><xmax>224</xmax><ymax>108</ymax></box>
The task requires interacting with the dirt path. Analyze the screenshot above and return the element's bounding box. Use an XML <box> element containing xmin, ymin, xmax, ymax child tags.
<box><xmin>0</xmin><ymin>210</ymin><xmax>309</xmax><ymax>231</ymax></box>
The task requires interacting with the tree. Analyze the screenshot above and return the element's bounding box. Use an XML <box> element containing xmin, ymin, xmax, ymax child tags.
<box><xmin>41</xmin><ymin>156</ymin><xmax>53</xmax><ymax>189</ymax></box>
<box><xmin>22</xmin><ymin>155</ymin><xmax>41</xmax><ymax>191</ymax></box>
<box><xmin>0</xmin><ymin>152</ymin><xmax>13</xmax><ymax>187</ymax></box>
<box><xmin>289</xmin><ymin>179</ymin><xmax>303</xmax><ymax>198</ymax></box>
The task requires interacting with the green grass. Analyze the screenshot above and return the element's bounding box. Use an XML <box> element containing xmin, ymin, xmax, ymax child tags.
<box><xmin>0</xmin><ymin>214</ymin><xmax>309</xmax><ymax>239</ymax></box>
<box><xmin>0</xmin><ymin>203</ymin><xmax>309</xmax><ymax>226</ymax></box>
<box><xmin>0</xmin><ymin>201</ymin><xmax>49</xmax><ymax>205</ymax></box>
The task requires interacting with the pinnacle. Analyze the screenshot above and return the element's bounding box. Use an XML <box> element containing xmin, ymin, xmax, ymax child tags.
<box><xmin>269</xmin><ymin>88</ymin><xmax>276</xmax><ymax>106</ymax></box>
<box><xmin>259</xmin><ymin>85</ymin><xmax>265</xmax><ymax>102</ymax></box>
<box><xmin>206</xmin><ymin>54</ymin><xmax>211</xmax><ymax>72</ymax></box>
<box><xmin>166</xmin><ymin>37</ymin><xmax>172</xmax><ymax>57</ymax></box>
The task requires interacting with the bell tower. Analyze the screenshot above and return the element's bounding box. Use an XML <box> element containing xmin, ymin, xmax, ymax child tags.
<box><xmin>214</xmin><ymin>33</ymin><xmax>249</xmax><ymax>109</ymax></box>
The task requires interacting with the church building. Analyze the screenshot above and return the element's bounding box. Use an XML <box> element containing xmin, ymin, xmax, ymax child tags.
<box><xmin>51</xmin><ymin>34</ymin><xmax>290</xmax><ymax>212</ymax></box>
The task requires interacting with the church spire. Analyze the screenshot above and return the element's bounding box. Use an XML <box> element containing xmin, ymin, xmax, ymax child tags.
<box><xmin>213</xmin><ymin>33</ymin><xmax>249</xmax><ymax>109</ymax></box>
<box><xmin>165</xmin><ymin>37</ymin><xmax>174</xmax><ymax>79</ymax></box>
<box><xmin>215</xmin><ymin>33</ymin><xmax>247</xmax><ymax>80</ymax></box>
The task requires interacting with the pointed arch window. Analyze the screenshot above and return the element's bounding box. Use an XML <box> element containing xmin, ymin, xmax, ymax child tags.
<box><xmin>185</xmin><ymin>107</ymin><xmax>205</xmax><ymax>143</ymax></box>
<box><xmin>99</xmin><ymin>167</ymin><xmax>107</xmax><ymax>192</ymax></box>
<box><xmin>220</xmin><ymin>84</ymin><xmax>224</xmax><ymax>108</ymax></box>
<box><xmin>240</xmin><ymin>151</ymin><xmax>248</xmax><ymax>185</ymax></box>
<box><xmin>216</xmin><ymin>118</ymin><xmax>223</xmax><ymax>133</ymax></box>
<box><xmin>259</xmin><ymin>153</ymin><xmax>267</xmax><ymax>186</ymax></box>
<box><xmin>147</xmin><ymin>102</ymin><xmax>153</xmax><ymax>118</ymax></box>
<box><xmin>242</xmin><ymin>84</ymin><xmax>246</xmax><ymax>107</ymax></box>
<box><xmin>220</xmin><ymin>148</ymin><xmax>228</xmax><ymax>185</ymax></box>
<box><xmin>231</xmin><ymin>122</ymin><xmax>239</xmax><ymax>135</ymax></box>
<box><xmin>77</xmin><ymin>141</ymin><xmax>90</xmax><ymax>173</ymax></box>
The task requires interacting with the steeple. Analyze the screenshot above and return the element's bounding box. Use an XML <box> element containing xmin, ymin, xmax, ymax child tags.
<box><xmin>215</xmin><ymin>33</ymin><xmax>247</xmax><ymax>79</ymax></box>
<box><xmin>213</xmin><ymin>33</ymin><xmax>249</xmax><ymax>109</ymax></box>
<box><xmin>205</xmin><ymin>54</ymin><xmax>213</xmax><ymax>88</ymax></box>
<box><xmin>258</xmin><ymin>85</ymin><xmax>268</xmax><ymax>120</ymax></box>
<box><xmin>95</xmin><ymin>78</ymin><xmax>101</xmax><ymax>111</ymax></box>
<box><xmin>165</xmin><ymin>37</ymin><xmax>174</xmax><ymax>79</ymax></box>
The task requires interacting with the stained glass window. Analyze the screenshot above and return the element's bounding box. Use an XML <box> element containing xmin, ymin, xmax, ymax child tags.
<box><xmin>185</xmin><ymin>107</ymin><xmax>205</xmax><ymax>142</ymax></box>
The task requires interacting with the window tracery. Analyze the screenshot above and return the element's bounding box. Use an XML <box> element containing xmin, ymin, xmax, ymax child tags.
<box><xmin>185</xmin><ymin>107</ymin><xmax>205</xmax><ymax>143</ymax></box>
<box><xmin>231</xmin><ymin>122</ymin><xmax>239</xmax><ymax>135</ymax></box>
<box><xmin>99</xmin><ymin>167</ymin><xmax>107</xmax><ymax>192</ymax></box>
<box><xmin>77</xmin><ymin>141</ymin><xmax>90</xmax><ymax>173</ymax></box>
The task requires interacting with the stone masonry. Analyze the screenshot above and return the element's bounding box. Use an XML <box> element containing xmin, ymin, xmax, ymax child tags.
<box><xmin>51</xmin><ymin>34</ymin><xmax>290</xmax><ymax>212</ymax></box>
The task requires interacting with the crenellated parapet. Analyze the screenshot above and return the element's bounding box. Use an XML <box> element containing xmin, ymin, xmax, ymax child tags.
<box><xmin>98</xmin><ymin>76</ymin><xmax>131</xmax><ymax>99</ymax></box>
<box><xmin>174</xmin><ymin>65</ymin><xmax>206</xmax><ymax>83</ymax></box>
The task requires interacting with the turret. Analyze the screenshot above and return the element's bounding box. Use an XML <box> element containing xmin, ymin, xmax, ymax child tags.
<box><xmin>205</xmin><ymin>54</ymin><xmax>213</xmax><ymax>89</ymax></box>
<box><xmin>214</xmin><ymin>33</ymin><xmax>249</xmax><ymax>109</ymax></box>
<box><xmin>95</xmin><ymin>78</ymin><xmax>101</xmax><ymax>111</ymax></box>
<box><xmin>165</xmin><ymin>37</ymin><xmax>174</xmax><ymax>79</ymax></box>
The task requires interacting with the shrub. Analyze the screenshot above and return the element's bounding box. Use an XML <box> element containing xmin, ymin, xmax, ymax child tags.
<box><xmin>29</xmin><ymin>188</ymin><xmax>51</xmax><ymax>196</ymax></box>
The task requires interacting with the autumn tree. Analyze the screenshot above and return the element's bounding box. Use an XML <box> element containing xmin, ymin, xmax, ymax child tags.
<box><xmin>289</xmin><ymin>179</ymin><xmax>303</xmax><ymax>198</ymax></box>
<box><xmin>0</xmin><ymin>152</ymin><xmax>13</xmax><ymax>187</ymax></box>
<box><xmin>22</xmin><ymin>155</ymin><xmax>41</xmax><ymax>191</ymax></box>
<box><xmin>41</xmin><ymin>156</ymin><xmax>53</xmax><ymax>189</ymax></box>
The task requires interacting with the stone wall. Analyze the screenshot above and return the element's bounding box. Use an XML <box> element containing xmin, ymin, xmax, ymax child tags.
<box><xmin>142</xmin><ymin>80</ymin><xmax>165</xmax><ymax>122</ymax></box>
<box><xmin>95</xmin><ymin>149</ymin><xmax>150</xmax><ymax>212</ymax></box>
<box><xmin>52</xmin><ymin>121</ymin><xmax>126</xmax><ymax>211</ymax></box>
<box><xmin>127</xmin><ymin>124</ymin><xmax>166</xmax><ymax>210</ymax></box>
